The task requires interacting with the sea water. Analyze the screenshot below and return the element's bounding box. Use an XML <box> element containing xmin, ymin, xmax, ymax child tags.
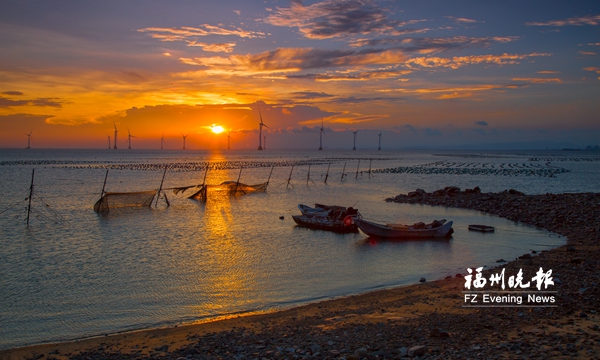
<box><xmin>0</xmin><ymin>149</ymin><xmax>598</xmax><ymax>349</ymax></box>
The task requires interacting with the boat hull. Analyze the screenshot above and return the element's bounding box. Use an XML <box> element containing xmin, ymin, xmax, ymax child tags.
<box><xmin>292</xmin><ymin>215</ymin><xmax>358</xmax><ymax>233</ymax></box>
<box><xmin>356</xmin><ymin>219</ymin><xmax>454</xmax><ymax>238</ymax></box>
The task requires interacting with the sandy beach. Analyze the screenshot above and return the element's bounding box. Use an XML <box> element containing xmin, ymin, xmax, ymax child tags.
<box><xmin>2</xmin><ymin>188</ymin><xmax>599</xmax><ymax>359</ymax></box>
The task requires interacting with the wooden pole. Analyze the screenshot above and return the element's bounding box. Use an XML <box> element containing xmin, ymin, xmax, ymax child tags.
<box><xmin>26</xmin><ymin>169</ymin><xmax>34</xmax><ymax>226</ymax></box>
<box><xmin>155</xmin><ymin>166</ymin><xmax>168</xmax><ymax>207</ymax></box>
<box><xmin>368</xmin><ymin>159</ymin><xmax>372</xmax><ymax>178</ymax></box>
<box><xmin>234</xmin><ymin>166</ymin><xmax>244</xmax><ymax>194</ymax></box>
<box><xmin>355</xmin><ymin>159</ymin><xmax>360</xmax><ymax>179</ymax></box>
<box><xmin>324</xmin><ymin>163</ymin><xmax>330</xmax><ymax>184</ymax></box>
<box><xmin>203</xmin><ymin>165</ymin><xmax>209</xmax><ymax>201</ymax></box>
<box><xmin>287</xmin><ymin>165</ymin><xmax>294</xmax><ymax>188</ymax></box>
<box><xmin>266</xmin><ymin>165</ymin><xmax>274</xmax><ymax>190</ymax></box>
<box><xmin>341</xmin><ymin>162</ymin><xmax>346</xmax><ymax>181</ymax></box>
<box><xmin>306</xmin><ymin>164</ymin><xmax>311</xmax><ymax>185</ymax></box>
<box><xmin>100</xmin><ymin>169</ymin><xmax>109</xmax><ymax>199</ymax></box>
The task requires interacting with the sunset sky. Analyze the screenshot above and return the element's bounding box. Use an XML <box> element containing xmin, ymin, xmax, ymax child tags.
<box><xmin>1</xmin><ymin>0</ymin><xmax>599</xmax><ymax>149</ymax></box>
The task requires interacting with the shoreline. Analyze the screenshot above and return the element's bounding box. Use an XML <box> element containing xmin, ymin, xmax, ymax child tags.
<box><xmin>2</xmin><ymin>187</ymin><xmax>599</xmax><ymax>359</ymax></box>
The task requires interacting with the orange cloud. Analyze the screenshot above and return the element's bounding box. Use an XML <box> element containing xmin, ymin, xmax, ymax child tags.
<box><xmin>526</xmin><ymin>15</ymin><xmax>600</xmax><ymax>27</ymax></box>
<box><xmin>187</xmin><ymin>42</ymin><xmax>236</xmax><ymax>53</ymax></box>
<box><xmin>512</xmin><ymin>78</ymin><xmax>562</xmax><ymax>83</ymax></box>
<box><xmin>138</xmin><ymin>25</ymin><xmax>265</xmax><ymax>41</ymax></box>
<box><xmin>405</xmin><ymin>53</ymin><xmax>551</xmax><ymax>70</ymax></box>
<box><xmin>180</xmin><ymin>48</ymin><xmax>407</xmax><ymax>75</ymax></box>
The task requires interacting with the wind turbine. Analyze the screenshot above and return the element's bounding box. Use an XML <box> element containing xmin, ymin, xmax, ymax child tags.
<box><xmin>127</xmin><ymin>127</ymin><xmax>136</xmax><ymax>149</ymax></box>
<box><xmin>161</xmin><ymin>133</ymin><xmax>164</xmax><ymax>150</ymax></box>
<box><xmin>352</xmin><ymin>130</ymin><xmax>358</xmax><ymax>150</ymax></box>
<box><xmin>108</xmin><ymin>135</ymin><xmax>111</xmax><ymax>149</ymax></box>
<box><xmin>318</xmin><ymin>120</ymin><xmax>325</xmax><ymax>150</ymax></box>
<box><xmin>378</xmin><ymin>132</ymin><xmax>382</xmax><ymax>151</ymax></box>
<box><xmin>257</xmin><ymin>106</ymin><xmax>269</xmax><ymax>151</ymax></box>
<box><xmin>263</xmin><ymin>134</ymin><xmax>268</xmax><ymax>150</ymax></box>
<box><xmin>182</xmin><ymin>134</ymin><xmax>188</xmax><ymax>150</ymax></box>
<box><xmin>227</xmin><ymin>132</ymin><xmax>231</xmax><ymax>150</ymax></box>
<box><xmin>113</xmin><ymin>123</ymin><xmax>118</xmax><ymax>149</ymax></box>
<box><xmin>25</xmin><ymin>129</ymin><xmax>33</xmax><ymax>149</ymax></box>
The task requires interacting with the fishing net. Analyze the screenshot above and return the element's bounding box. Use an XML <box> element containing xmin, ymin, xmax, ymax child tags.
<box><xmin>93</xmin><ymin>190</ymin><xmax>157</xmax><ymax>213</ymax></box>
<box><xmin>208</xmin><ymin>182</ymin><xmax>267</xmax><ymax>195</ymax></box>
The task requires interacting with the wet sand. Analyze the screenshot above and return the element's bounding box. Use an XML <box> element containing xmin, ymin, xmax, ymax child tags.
<box><xmin>2</xmin><ymin>188</ymin><xmax>599</xmax><ymax>359</ymax></box>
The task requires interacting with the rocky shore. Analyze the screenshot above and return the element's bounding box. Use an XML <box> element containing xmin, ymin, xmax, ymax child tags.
<box><xmin>3</xmin><ymin>188</ymin><xmax>599</xmax><ymax>360</ymax></box>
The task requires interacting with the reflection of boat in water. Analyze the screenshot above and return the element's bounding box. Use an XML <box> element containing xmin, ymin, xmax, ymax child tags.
<box><xmin>468</xmin><ymin>224</ymin><xmax>495</xmax><ymax>233</ymax></box>
<box><xmin>355</xmin><ymin>218</ymin><xmax>454</xmax><ymax>239</ymax></box>
<box><xmin>293</xmin><ymin>203</ymin><xmax>360</xmax><ymax>233</ymax></box>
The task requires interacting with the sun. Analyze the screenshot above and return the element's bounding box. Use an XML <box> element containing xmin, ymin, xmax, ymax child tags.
<box><xmin>211</xmin><ymin>125</ymin><xmax>225</xmax><ymax>134</ymax></box>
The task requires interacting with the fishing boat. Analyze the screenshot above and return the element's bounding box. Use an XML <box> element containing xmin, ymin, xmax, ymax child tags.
<box><xmin>293</xmin><ymin>203</ymin><xmax>360</xmax><ymax>233</ymax></box>
<box><xmin>292</xmin><ymin>214</ymin><xmax>359</xmax><ymax>233</ymax></box>
<box><xmin>298</xmin><ymin>204</ymin><xmax>331</xmax><ymax>217</ymax></box>
<box><xmin>468</xmin><ymin>224</ymin><xmax>495</xmax><ymax>233</ymax></box>
<box><xmin>355</xmin><ymin>218</ymin><xmax>454</xmax><ymax>239</ymax></box>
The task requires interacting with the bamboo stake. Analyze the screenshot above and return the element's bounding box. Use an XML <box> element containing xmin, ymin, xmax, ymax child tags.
<box><xmin>341</xmin><ymin>162</ymin><xmax>346</xmax><ymax>181</ymax></box>
<box><xmin>286</xmin><ymin>165</ymin><xmax>294</xmax><ymax>188</ymax></box>
<box><xmin>368</xmin><ymin>159</ymin><xmax>372</xmax><ymax>178</ymax></box>
<box><xmin>355</xmin><ymin>159</ymin><xmax>361</xmax><ymax>179</ymax></box>
<box><xmin>26</xmin><ymin>169</ymin><xmax>34</xmax><ymax>226</ymax></box>
<box><xmin>306</xmin><ymin>164</ymin><xmax>311</xmax><ymax>185</ymax></box>
<box><xmin>324</xmin><ymin>163</ymin><xmax>330</xmax><ymax>184</ymax></box>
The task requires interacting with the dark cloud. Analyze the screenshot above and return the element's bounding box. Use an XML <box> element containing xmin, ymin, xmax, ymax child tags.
<box><xmin>265</xmin><ymin>0</ymin><xmax>422</xmax><ymax>40</ymax></box>
<box><xmin>422</xmin><ymin>127</ymin><xmax>441</xmax><ymax>136</ymax></box>
<box><xmin>0</xmin><ymin>96</ymin><xmax>63</xmax><ymax>108</ymax></box>
<box><xmin>475</xmin><ymin>121</ymin><xmax>488</xmax><ymax>126</ymax></box>
<box><xmin>2</xmin><ymin>91</ymin><xmax>24</xmax><ymax>96</ymax></box>
<box><xmin>350</xmin><ymin>36</ymin><xmax>518</xmax><ymax>52</ymax></box>
<box><xmin>290</xmin><ymin>91</ymin><xmax>336</xmax><ymax>99</ymax></box>
<box><xmin>395</xmin><ymin>124</ymin><xmax>418</xmax><ymax>133</ymax></box>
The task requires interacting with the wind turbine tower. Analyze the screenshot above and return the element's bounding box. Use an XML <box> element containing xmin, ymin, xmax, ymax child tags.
<box><xmin>25</xmin><ymin>130</ymin><xmax>33</xmax><ymax>149</ymax></box>
<box><xmin>352</xmin><ymin>130</ymin><xmax>358</xmax><ymax>150</ymax></box>
<box><xmin>161</xmin><ymin>133</ymin><xmax>165</xmax><ymax>150</ymax></box>
<box><xmin>182</xmin><ymin>134</ymin><xmax>188</xmax><ymax>150</ymax></box>
<box><xmin>227</xmin><ymin>132</ymin><xmax>231</xmax><ymax>150</ymax></box>
<box><xmin>378</xmin><ymin>132</ymin><xmax>382</xmax><ymax>151</ymax></box>
<box><xmin>319</xmin><ymin>120</ymin><xmax>324</xmax><ymax>150</ymax></box>
<box><xmin>108</xmin><ymin>135</ymin><xmax>111</xmax><ymax>149</ymax></box>
<box><xmin>113</xmin><ymin>123</ymin><xmax>118</xmax><ymax>149</ymax></box>
<box><xmin>257</xmin><ymin>107</ymin><xmax>269</xmax><ymax>151</ymax></box>
<box><xmin>263</xmin><ymin>134</ymin><xmax>268</xmax><ymax>150</ymax></box>
<box><xmin>127</xmin><ymin>127</ymin><xmax>136</xmax><ymax>149</ymax></box>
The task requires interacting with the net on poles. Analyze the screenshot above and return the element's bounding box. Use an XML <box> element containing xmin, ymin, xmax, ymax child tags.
<box><xmin>93</xmin><ymin>190</ymin><xmax>157</xmax><ymax>213</ymax></box>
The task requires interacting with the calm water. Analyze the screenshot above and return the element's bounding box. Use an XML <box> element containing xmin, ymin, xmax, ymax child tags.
<box><xmin>1</xmin><ymin>149</ymin><xmax>598</xmax><ymax>350</ymax></box>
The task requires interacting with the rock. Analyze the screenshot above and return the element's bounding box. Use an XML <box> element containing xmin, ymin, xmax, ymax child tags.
<box><xmin>355</xmin><ymin>348</ymin><xmax>368</xmax><ymax>357</ymax></box>
<box><xmin>419</xmin><ymin>277</ymin><xmax>426</xmax><ymax>283</ymax></box>
<box><xmin>455</xmin><ymin>273</ymin><xmax>463</xmax><ymax>278</ymax></box>
<box><xmin>429</xmin><ymin>328</ymin><xmax>450</xmax><ymax>338</ymax></box>
<box><xmin>496</xmin><ymin>259</ymin><xmax>506</xmax><ymax>263</ymax></box>
<box><xmin>518</xmin><ymin>253</ymin><xmax>532</xmax><ymax>259</ymax></box>
<box><xmin>408</xmin><ymin>345</ymin><xmax>427</xmax><ymax>357</ymax></box>
<box><xmin>398</xmin><ymin>347</ymin><xmax>408</xmax><ymax>357</ymax></box>
<box><xmin>279</xmin><ymin>216</ymin><xmax>284</xmax><ymax>220</ymax></box>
